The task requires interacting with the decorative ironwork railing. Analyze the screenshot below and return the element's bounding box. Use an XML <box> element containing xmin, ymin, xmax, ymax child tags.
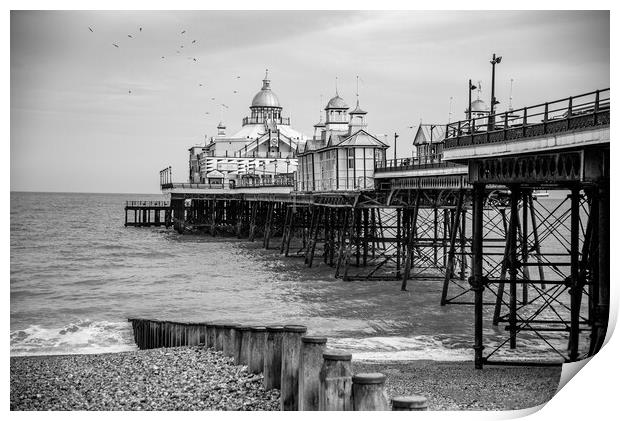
<box><xmin>443</xmin><ymin>88</ymin><xmax>610</xmax><ymax>149</ymax></box>
<box><xmin>125</xmin><ymin>201</ymin><xmax>170</xmax><ymax>207</ymax></box>
<box><xmin>374</xmin><ymin>158</ymin><xmax>464</xmax><ymax>173</ymax></box>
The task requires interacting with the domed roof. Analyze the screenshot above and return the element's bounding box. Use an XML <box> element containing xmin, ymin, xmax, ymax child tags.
<box><xmin>326</xmin><ymin>95</ymin><xmax>348</xmax><ymax>109</ymax></box>
<box><xmin>470</xmin><ymin>99</ymin><xmax>489</xmax><ymax>113</ymax></box>
<box><xmin>251</xmin><ymin>89</ymin><xmax>281</xmax><ymax>108</ymax></box>
<box><xmin>251</xmin><ymin>70</ymin><xmax>281</xmax><ymax>108</ymax></box>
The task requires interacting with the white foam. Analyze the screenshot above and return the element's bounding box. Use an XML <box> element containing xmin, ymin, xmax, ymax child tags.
<box><xmin>328</xmin><ymin>336</ymin><xmax>474</xmax><ymax>362</ymax></box>
<box><xmin>10</xmin><ymin>320</ymin><xmax>137</xmax><ymax>357</ymax></box>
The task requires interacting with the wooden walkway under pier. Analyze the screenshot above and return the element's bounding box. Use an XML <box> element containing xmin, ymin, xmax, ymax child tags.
<box><xmin>124</xmin><ymin>201</ymin><xmax>172</xmax><ymax>227</ymax></box>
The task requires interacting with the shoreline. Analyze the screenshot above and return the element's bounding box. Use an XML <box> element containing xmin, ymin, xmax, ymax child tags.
<box><xmin>11</xmin><ymin>347</ymin><xmax>560</xmax><ymax>411</ymax></box>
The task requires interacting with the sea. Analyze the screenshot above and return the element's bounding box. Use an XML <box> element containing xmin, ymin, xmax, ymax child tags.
<box><xmin>10</xmin><ymin>191</ymin><xmax>574</xmax><ymax>361</ymax></box>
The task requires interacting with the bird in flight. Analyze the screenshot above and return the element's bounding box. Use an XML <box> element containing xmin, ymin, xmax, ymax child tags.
<box><xmin>199</xmin><ymin>83</ymin><xmax>203</xmax><ymax>87</ymax></box>
<box><xmin>236</xmin><ymin>76</ymin><xmax>241</xmax><ymax>79</ymax></box>
<box><xmin>161</xmin><ymin>56</ymin><xmax>165</xmax><ymax>59</ymax></box>
<box><xmin>233</xmin><ymin>90</ymin><xmax>238</xmax><ymax>94</ymax></box>
<box><xmin>192</xmin><ymin>40</ymin><xmax>197</xmax><ymax>44</ymax></box>
<box><xmin>128</xmin><ymin>90</ymin><xmax>132</xmax><ymax>94</ymax></box>
<box><xmin>211</xmin><ymin>97</ymin><xmax>215</xmax><ymax>100</ymax></box>
<box><xmin>112</xmin><ymin>43</ymin><xmax>119</xmax><ymax>48</ymax></box>
<box><xmin>128</xmin><ymin>34</ymin><xmax>133</xmax><ymax>38</ymax></box>
<box><xmin>181</xmin><ymin>30</ymin><xmax>186</xmax><ymax>34</ymax></box>
<box><xmin>193</xmin><ymin>58</ymin><xmax>197</xmax><ymax>62</ymax></box>
<box><xmin>88</xmin><ymin>26</ymin><xmax>93</xmax><ymax>32</ymax></box>
<box><xmin>139</xmin><ymin>27</ymin><xmax>142</xmax><ymax>32</ymax></box>
<box><xmin>205</xmin><ymin>112</ymin><xmax>210</xmax><ymax>114</ymax></box>
<box><xmin>180</xmin><ymin>45</ymin><xmax>184</xmax><ymax>48</ymax></box>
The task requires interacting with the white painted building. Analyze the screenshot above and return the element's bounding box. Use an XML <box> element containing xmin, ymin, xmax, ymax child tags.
<box><xmin>296</xmin><ymin>93</ymin><xmax>388</xmax><ymax>192</ymax></box>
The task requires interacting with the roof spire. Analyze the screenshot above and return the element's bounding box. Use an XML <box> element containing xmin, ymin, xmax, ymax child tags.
<box><xmin>319</xmin><ymin>94</ymin><xmax>324</xmax><ymax>122</ymax></box>
<box><xmin>335</xmin><ymin>76</ymin><xmax>339</xmax><ymax>96</ymax></box>
<box><xmin>355</xmin><ymin>75</ymin><xmax>360</xmax><ymax>106</ymax></box>
<box><xmin>262</xmin><ymin>69</ymin><xmax>271</xmax><ymax>90</ymax></box>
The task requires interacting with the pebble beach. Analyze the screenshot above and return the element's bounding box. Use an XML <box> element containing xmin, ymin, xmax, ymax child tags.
<box><xmin>10</xmin><ymin>346</ymin><xmax>561</xmax><ymax>411</ymax></box>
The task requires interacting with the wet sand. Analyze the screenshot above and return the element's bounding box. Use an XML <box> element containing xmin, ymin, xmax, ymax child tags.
<box><xmin>11</xmin><ymin>346</ymin><xmax>560</xmax><ymax>411</ymax></box>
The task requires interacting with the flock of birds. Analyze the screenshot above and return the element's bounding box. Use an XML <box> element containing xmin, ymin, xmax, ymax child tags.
<box><xmin>88</xmin><ymin>24</ymin><xmax>245</xmax><ymax>120</ymax></box>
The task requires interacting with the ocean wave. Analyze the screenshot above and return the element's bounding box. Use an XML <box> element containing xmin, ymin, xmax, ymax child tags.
<box><xmin>328</xmin><ymin>336</ymin><xmax>474</xmax><ymax>362</ymax></box>
<box><xmin>10</xmin><ymin>320</ymin><xmax>136</xmax><ymax>357</ymax></box>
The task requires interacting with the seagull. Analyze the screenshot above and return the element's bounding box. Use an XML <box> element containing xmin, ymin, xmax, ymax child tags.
<box><xmin>236</xmin><ymin>76</ymin><xmax>241</xmax><ymax>79</ymax></box>
<box><xmin>161</xmin><ymin>56</ymin><xmax>165</xmax><ymax>59</ymax></box>
<box><xmin>112</xmin><ymin>43</ymin><xmax>119</xmax><ymax>48</ymax></box>
<box><xmin>199</xmin><ymin>83</ymin><xmax>203</xmax><ymax>87</ymax></box>
<box><xmin>139</xmin><ymin>27</ymin><xmax>142</xmax><ymax>32</ymax></box>
<box><xmin>205</xmin><ymin>112</ymin><xmax>210</xmax><ymax>114</ymax></box>
<box><xmin>180</xmin><ymin>45</ymin><xmax>184</xmax><ymax>48</ymax></box>
<box><xmin>128</xmin><ymin>34</ymin><xmax>133</xmax><ymax>38</ymax></box>
<box><xmin>233</xmin><ymin>90</ymin><xmax>238</xmax><ymax>93</ymax></box>
<box><xmin>211</xmin><ymin>97</ymin><xmax>215</xmax><ymax>100</ymax></box>
<box><xmin>128</xmin><ymin>90</ymin><xmax>132</xmax><ymax>94</ymax></box>
<box><xmin>181</xmin><ymin>30</ymin><xmax>186</xmax><ymax>34</ymax></box>
<box><xmin>192</xmin><ymin>40</ymin><xmax>196</xmax><ymax>44</ymax></box>
<box><xmin>193</xmin><ymin>58</ymin><xmax>197</xmax><ymax>62</ymax></box>
<box><xmin>88</xmin><ymin>26</ymin><xmax>93</xmax><ymax>32</ymax></box>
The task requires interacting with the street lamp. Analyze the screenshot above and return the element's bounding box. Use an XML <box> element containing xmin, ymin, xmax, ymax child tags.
<box><xmin>489</xmin><ymin>53</ymin><xmax>502</xmax><ymax>129</ymax></box>
<box><xmin>393</xmin><ymin>132</ymin><xmax>399</xmax><ymax>164</ymax></box>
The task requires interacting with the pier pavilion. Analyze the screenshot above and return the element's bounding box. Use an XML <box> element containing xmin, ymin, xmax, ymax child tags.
<box><xmin>187</xmin><ymin>70</ymin><xmax>307</xmax><ymax>187</ymax></box>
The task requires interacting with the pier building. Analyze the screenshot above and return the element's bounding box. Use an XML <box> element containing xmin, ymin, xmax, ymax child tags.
<box><xmin>187</xmin><ymin>70</ymin><xmax>307</xmax><ymax>187</ymax></box>
<box><xmin>129</xmin><ymin>84</ymin><xmax>609</xmax><ymax>370</ymax></box>
<box><xmin>296</xmin><ymin>94</ymin><xmax>388</xmax><ymax>192</ymax></box>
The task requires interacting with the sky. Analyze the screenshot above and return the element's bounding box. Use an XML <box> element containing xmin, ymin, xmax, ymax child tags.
<box><xmin>10</xmin><ymin>10</ymin><xmax>610</xmax><ymax>194</ymax></box>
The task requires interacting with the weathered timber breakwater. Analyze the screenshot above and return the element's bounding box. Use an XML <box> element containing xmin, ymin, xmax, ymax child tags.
<box><xmin>11</xmin><ymin>318</ymin><xmax>560</xmax><ymax>411</ymax></box>
<box><xmin>128</xmin><ymin>318</ymin><xmax>425</xmax><ymax>411</ymax></box>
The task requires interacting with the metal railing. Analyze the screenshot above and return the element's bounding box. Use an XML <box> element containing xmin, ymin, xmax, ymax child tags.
<box><xmin>160</xmin><ymin>182</ymin><xmax>224</xmax><ymax>190</ymax></box>
<box><xmin>444</xmin><ymin>88</ymin><xmax>610</xmax><ymax>149</ymax></box>
<box><xmin>242</xmin><ymin>116</ymin><xmax>291</xmax><ymax>126</ymax></box>
<box><xmin>375</xmin><ymin>158</ymin><xmax>463</xmax><ymax>173</ymax></box>
<box><xmin>125</xmin><ymin>200</ymin><xmax>170</xmax><ymax>207</ymax></box>
<box><xmin>234</xmin><ymin>179</ymin><xmax>295</xmax><ymax>189</ymax></box>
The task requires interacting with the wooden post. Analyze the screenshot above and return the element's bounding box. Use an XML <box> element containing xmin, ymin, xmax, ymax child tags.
<box><xmin>222</xmin><ymin>323</ymin><xmax>241</xmax><ymax>359</ymax></box>
<box><xmin>206</xmin><ymin>323</ymin><xmax>216</xmax><ymax>349</ymax></box>
<box><xmin>223</xmin><ymin>323</ymin><xmax>241</xmax><ymax>360</ymax></box>
<box><xmin>263</xmin><ymin>325</ymin><xmax>285</xmax><ymax>390</ymax></box>
<box><xmin>249</xmin><ymin>326</ymin><xmax>268</xmax><ymax>374</ymax></box>
<box><xmin>281</xmin><ymin>325</ymin><xmax>308</xmax><ymax>411</ymax></box>
<box><xmin>238</xmin><ymin>326</ymin><xmax>253</xmax><ymax>366</ymax></box>
<box><xmin>319</xmin><ymin>350</ymin><xmax>353</xmax><ymax>411</ymax></box>
<box><xmin>391</xmin><ymin>396</ymin><xmax>428</xmax><ymax>411</ymax></box>
<box><xmin>299</xmin><ymin>336</ymin><xmax>327</xmax><ymax>411</ymax></box>
<box><xmin>215</xmin><ymin>323</ymin><xmax>226</xmax><ymax>352</ymax></box>
<box><xmin>352</xmin><ymin>373</ymin><xmax>389</xmax><ymax>410</ymax></box>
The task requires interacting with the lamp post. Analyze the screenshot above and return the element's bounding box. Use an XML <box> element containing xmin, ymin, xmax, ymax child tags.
<box><xmin>489</xmin><ymin>53</ymin><xmax>502</xmax><ymax>129</ymax></box>
<box><xmin>393</xmin><ymin>132</ymin><xmax>399</xmax><ymax>165</ymax></box>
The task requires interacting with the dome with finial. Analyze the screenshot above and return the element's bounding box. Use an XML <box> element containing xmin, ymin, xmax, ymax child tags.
<box><xmin>326</xmin><ymin>95</ymin><xmax>348</xmax><ymax>110</ymax></box>
<box><xmin>349</xmin><ymin>100</ymin><xmax>366</xmax><ymax>115</ymax></box>
<box><xmin>470</xmin><ymin>99</ymin><xmax>489</xmax><ymax>113</ymax></box>
<box><xmin>251</xmin><ymin>69</ymin><xmax>281</xmax><ymax>108</ymax></box>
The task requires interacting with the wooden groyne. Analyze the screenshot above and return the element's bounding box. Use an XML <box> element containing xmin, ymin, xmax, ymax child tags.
<box><xmin>128</xmin><ymin>317</ymin><xmax>428</xmax><ymax>411</ymax></box>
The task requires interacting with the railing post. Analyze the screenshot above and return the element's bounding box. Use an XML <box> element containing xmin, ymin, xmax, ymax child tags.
<box><xmin>522</xmin><ymin>107</ymin><xmax>528</xmax><ymax>137</ymax></box>
<box><xmin>594</xmin><ymin>90</ymin><xmax>600</xmax><ymax>125</ymax></box>
<box><xmin>567</xmin><ymin>96</ymin><xmax>573</xmax><ymax>130</ymax></box>
<box><xmin>543</xmin><ymin>102</ymin><xmax>549</xmax><ymax>134</ymax></box>
<box><xmin>471</xmin><ymin>118</ymin><xmax>476</xmax><ymax>144</ymax></box>
<box><xmin>503</xmin><ymin>111</ymin><xmax>509</xmax><ymax>141</ymax></box>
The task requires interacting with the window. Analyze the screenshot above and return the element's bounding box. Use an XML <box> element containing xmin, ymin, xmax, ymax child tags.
<box><xmin>348</xmin><ymin>148</ymin><xmax>355</xmax><ymax>169</ymax></box>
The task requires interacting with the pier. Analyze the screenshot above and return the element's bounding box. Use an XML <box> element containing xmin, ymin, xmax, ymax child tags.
<box><xmin>126</xmin><ymin>88</ymin><xmax>610</xmax><ymax>368</ymax></box>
